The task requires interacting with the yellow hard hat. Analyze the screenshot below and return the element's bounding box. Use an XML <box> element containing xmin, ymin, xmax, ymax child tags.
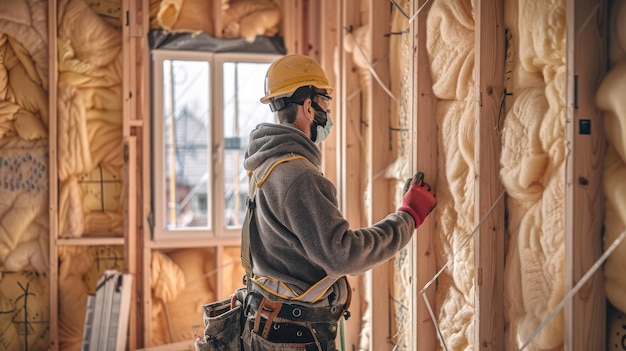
<box><xmin>260</xmin><ymin>54</ymin><xmax>333</xmax><ymax>104</ymax></box>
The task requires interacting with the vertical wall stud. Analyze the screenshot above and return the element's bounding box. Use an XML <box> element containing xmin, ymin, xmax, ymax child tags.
<box><xmin>412</xmin><ymin>0</ymin><xmax>438</xmax><ymax>349</ymax></box>
<box><xmin>565</xmin><ymin>0</ymin><xmax>607</xmax><ymax>349</ymax></box>
<box><xmin>474</xmin><ymin>0</ymin><xmax>505</xmax><ymax>349</ymax></box>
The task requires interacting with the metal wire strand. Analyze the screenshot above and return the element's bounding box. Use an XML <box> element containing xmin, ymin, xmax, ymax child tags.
<box><xmin>420</xmin><ymin>189</ymin><xmax>506</xmax><ymax>351</ymax></box>
<box><xmin>520</xmin><ymin>229</ymin><xmax>626</xmax><ymax>350</ymax></box>
<box><xmin>421</xmin><ymin>190</ymin><xmax>507</xmax><ymax>294</ymax></box>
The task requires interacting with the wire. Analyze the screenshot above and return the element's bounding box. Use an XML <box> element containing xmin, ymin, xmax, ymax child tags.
<box><xmin>409</xmin><ymin>0</ymin><xmax>432</xmax><ymax>24</ymax></box>
<box><xmin>576</xmin><ymin>3</ymin><xmax>600</xmax><ymax>39</ymax></box>
<box><xmin>390</xmin><ymin>0</ymin><xmax>431</xmax><ymax>24</ymax></box>
<box><xmin>420</xmin><ymin>189</ymin><xmax>507</xmax><ymax>351</ymax></box>
<box><xmin>422</xmin><ymin>291</ymin><xmax>449</xmax><ymax>351</ymax></box>
<box><xmin>390</xmin><ymin>0</ymin><xmax>410</xmax><ymax>20</ymax></box>
<box><xmin>520</xmin><ymin>229</ymin><xmax>626</xmax><ymax>350</ymax></box>
<box><xmin>421</xmin><ymin>190</ymin><xmax>507</xmax><ymax>294</ymax></box>
<box><xmin>349</xmin><ymin>36</ymin><xmax>399</xmax><ymax>104</ymax></box>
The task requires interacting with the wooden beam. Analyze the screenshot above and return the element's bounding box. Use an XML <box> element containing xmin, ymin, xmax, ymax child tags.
<box><xmin>412</xmin><ymin>0</ymin><xmax>438</xmax><ymax>349</ymax></box>
<box><xmin>280</xmin><ymin>0</ymin><xmax>303</xmax><ymax>54</ymax></box>
<box><xmin>368</xmin><ymin>1</ymin><xmax>393</xmax><ymax>350</ymax></box>
<box><xmin>319</xmin><ymin>1</ymin><xmax>338</xmax><ymax>211</ymax></box>
<box><xmin>300</xmin><ymin>0</ymin><xmax>312</xmax><ymax>56</ymax></box>
<box><xmin>139</xmin><ymin>0</ymin><xmax>152</xmax><ymax>347</ymax></box>
<box><xmin>123</xmin><ymin>0</ymin><xmax>150</xmax><ymax>347</ymax></box>
<box><xmin>339</xmin><ymin>1</ymin><xmax>365</xmax><ymax>231</ymax></box>
<box><xmin>338</xmin><ymin>1</ymin><xmax>374</xmax><ymax>350</ymax></box>
<box><xmin>334</xmin><ymin>2</ymin><xmax>366</xmax><ymax>349</ymax></box>
<box><xmin>474</xmin><ymin>0</ymin><xmax>505</xmax><ymax>350</ymax></box>
<box><xmin>213</xmin><ymin>0</ymin><xmax>223</xmax><ymax>39</ymax></box>
<box><xmin>564</xmin><ymin>0</ymin><xmax>607</xmax><ymax>350</ymax></box>
<box><xmin>48</xmin><ymin>0</ymin><xmax>59</xmax><ymax>350</ymax></box>
<box><xmin>124</xmin><ymin>135</ymin><xmax>138</xmax><ymax>350</ymax></box>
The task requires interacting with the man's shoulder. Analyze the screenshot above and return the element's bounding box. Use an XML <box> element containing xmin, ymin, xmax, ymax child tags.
<box><xmin>251</xmin><ymin>153</ymin><xmax>315</xmax><ymax>188</ymax></box>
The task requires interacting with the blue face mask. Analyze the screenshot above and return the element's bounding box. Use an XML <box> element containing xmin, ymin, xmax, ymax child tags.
<box><xmin>310</xmin><ymin>99</ymin><xmax>332</xmax><ymax>143</ymax></box>
<box><xmin>313</xmin><ymin>115</ymin><xmax>333</xmax><ymax>143</ymax></box>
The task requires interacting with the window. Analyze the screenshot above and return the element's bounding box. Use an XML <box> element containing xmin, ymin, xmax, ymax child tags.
<box><xmin>152</xmin><ymin>50</ymin><xmax>280</xmax><ymax>240</ymax></box>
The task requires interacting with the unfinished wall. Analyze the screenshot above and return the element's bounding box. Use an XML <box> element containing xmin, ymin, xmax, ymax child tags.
<box><xmin>427</xmin><ymin>0</ymin><xmax>479</xmax><ymax>348</ymax></box>
<box><xmin>422</xmin><ymin>0</ymin><xmax>579</xmax><ymax>350</ymax></box>
<box><xmin>420</xmin><ymin>0</ymin><xmax>619</xmax><ymax>350</ymax></box>
<box><xmin>0</xmin><ymin>0</ymin><xmax>52</xmax><ymax>349</ymax></box>
<box><xmin>500</xmin><ymin>0</ymin><xmax>567</xmax><ymax>349</ymax></box>
<box><xmin>597</xmin><ymin>0</ymin><xmax>626</xmax><ymax>348</ymax></box>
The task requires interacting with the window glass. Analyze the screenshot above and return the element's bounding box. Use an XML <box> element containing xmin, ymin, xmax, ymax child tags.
<box><xmin>162</xmin><ymin>59</ymin><xmax>211</xmax><ymax>229</ymax></box>
<box><xmin>222</xmin><ymin>62</ymin><xmax>275</xmax><ymax>228</ymax></box>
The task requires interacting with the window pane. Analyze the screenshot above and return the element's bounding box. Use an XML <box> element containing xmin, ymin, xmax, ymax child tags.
<box><xmin>222</xmin><ymin>62</ymin><xmax>275</xmax><ymax>228</ymax></box>
<box><xmin>163</xmin><ymin>59</ymin><xmax>211</xmax><ymax>229</ymax></box>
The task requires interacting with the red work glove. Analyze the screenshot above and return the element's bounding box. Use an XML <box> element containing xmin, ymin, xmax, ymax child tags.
<box><xmin>398</xmin><ymin>172</ymin><xmax>437</xmax><ymax>228</ymax></box>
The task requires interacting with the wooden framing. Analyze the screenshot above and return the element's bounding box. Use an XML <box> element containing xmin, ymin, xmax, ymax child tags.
<box><xmin>122</xmin><ymin>0</ymin><xmax>148</xmax><ymax>347</ymax></box>
<box><xmin>38</xmin><ymin>1</ymin><xmax>611</xmax><ymax>350</ymax></box>
<box><xmin>138</xmin><ymin>0</ymin><xmax>152</xmax><ymax>346</ymax></box>
<box><xmin>564</xmin><ymin>0</ymin><xmax>607</xmax><ymax>350</ymax></box>
<box><xmin>473</xmin><ymin>0</ymin><xmax>506</xmax><ymax>350</ymax></box>
<box><xmin>334</xmin><ymin>2</ymin><xmax>368</xmax><ymax>350</ymax></box>
<box><xmin>319</xmin><ymin>0</ymin><xmax>339</xmax><ymax>189</ymax></box>
<box><xmin>48</xmin><ymin>1</ymin><xmax>59</xmax><ymax>350</ymax></box>
<box><xmin>412</xmin><ymin>0</ymin><xmax>438</xmax><ymax>349</ymax></box>
<box><xmin>46</xmin><ymin>0</ymin><xmax>143</xmax><ymax>349</ymax></box>
<box><xmin>280</xmin><ymin>0</ymin><xmax>304</xmax><ymax>55</ymax></box>
<box><xmin>124</xmin><ymin>134</ymin><xmax>139</xmax><ymax>351</ymax></box>
<box><xmin>212</xmin><ymin>0</ymin><xmax>223</xmax><ymax>39</ymax></box>
<box><xmin>338</xmin><ymin>2</ymin><xmax>366</xmax><ymax>246</ymax></box>
<box><xmin>367</xmin><ymin>2</ymin><xmax>393</xmax><ymax>351</ymax></box>
<box><xmin>409</xmin><ymin>0</ymin><xmax>607</xmax><ymax>349</ymax></box>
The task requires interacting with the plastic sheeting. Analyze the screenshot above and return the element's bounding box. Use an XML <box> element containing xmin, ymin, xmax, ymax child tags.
<box><xmin>148</xmin><ymin>28</ymin><xmax>286</xmax><ymax>55</ymax></box>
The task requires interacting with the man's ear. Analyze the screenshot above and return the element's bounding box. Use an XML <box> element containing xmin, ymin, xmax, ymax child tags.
<box><xmin>302</xmin><ymin>98</ymin><xmax>314</xmax><ymax>119</ymax></box>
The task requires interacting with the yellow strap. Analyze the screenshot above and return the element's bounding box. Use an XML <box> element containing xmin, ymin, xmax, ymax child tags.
<box><xmin>255</xmin><ymin>154</ymin><xmax>306</xmax><ymax>188</ymax></box>
<box><xmin>242</xmin><ymin>154</ymin><xmax>307</xmax><ymax>292</ymax></box>
<box><xmin>251</xmin><ymin>275</ymin><xmax>340</xmax><ymax>303</ymax></box>
<box><xmin>244</xmin><ymin>153</ymin><xmax>342</xmax><ymax>303</ymax></box>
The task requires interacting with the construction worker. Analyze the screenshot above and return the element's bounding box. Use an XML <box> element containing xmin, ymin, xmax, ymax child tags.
<box><xmin>240</xmin><ymin>54</ymin><xmax>437</xmax><ymax>351</ymax></box>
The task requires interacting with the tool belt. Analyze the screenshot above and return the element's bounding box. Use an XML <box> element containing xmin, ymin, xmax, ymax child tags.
<box><xmin>247</xmin><ymin>318</ymin><xmax>337</xmax><ymax>344</ymax></box>
<box><xmin>246</xmin><ymin>291</ymin><xmax>347</xmax><ymax>322</ymax></box>
<box><xmin>244</xmin><ymin>292</ymin><xmax>347</xmax><ymax>344</ymax></box>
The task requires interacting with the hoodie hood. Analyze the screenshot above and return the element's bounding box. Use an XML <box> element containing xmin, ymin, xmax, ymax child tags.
<box><xmin>244</xmin><ymin>122</ymin><xmax>322</xmax><ymax>171</ymax></box>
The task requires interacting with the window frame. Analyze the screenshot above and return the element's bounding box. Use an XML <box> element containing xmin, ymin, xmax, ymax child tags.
<box><xmin>151</xmin><ymin>49</ymin><xmax>281</xmax><ymax>241</ymax></box>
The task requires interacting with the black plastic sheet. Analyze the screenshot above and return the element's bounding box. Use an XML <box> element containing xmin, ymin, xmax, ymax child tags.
<box><xmin>149</xmin><ymin>29</ymin><xmax>286</xmax><ymax>54</ymax></box>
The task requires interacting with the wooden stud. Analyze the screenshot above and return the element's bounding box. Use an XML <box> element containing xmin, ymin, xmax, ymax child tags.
<box><xmin>138</xmin><ymin>0</ymin><xmax>152</xmax><ymax>347</ymax></box>
<box><xmin>330</xmin><ymin>2</ymin><xmax>367</xmax><ymax>350</ymax></box>
<box><xmin>280</xmin><ymin>0</ymin><xmax>302</xmax><ymax>54</ymax></box>
<box><xmin>319</xmin><ymin>0</ymin><xmax>339</xmax><ymax>188</ymax></box>
<box><xmin>339</xmin><ymin>1</ymin><xmax>365</xmax><ymax>237</ymax></box>
<box><xmin>48</xmin><ymin>0</ymin><xmax>59</xmax><ymax>350</ymax></box>
<box><xmin>368</xmin><ymin>1</ymin><xmax>393</xmax><ymax>350</ymax></box>
<box><xmin>124</xmin><ymin>135</ymin><xmax>138</xmax><ymax>350</ymax></box>
<box><xmin>338</xmin><ymin>3</ymin><xmax>368</xmax><ymax>349</ymax></box>
<box><xmin>564</xmin><ymin>0</ymin><xmax>607</xmax><ymax>350</ymax></box>
<box><xmin>412</xmin><ymin>0</ymin><xmax>438</xmax><ymax>349</ymax></box>
<box><xmin>213</xmin><ymin>0</ymin><xmax>223</xmax><ymax>39</ymax></box>
<box><xmin>216</xmin><ymin>246</ymin><xmax>224</xmax><ymax>298</ymax></box>
<box><xmin>473</xmin><ymin>0</ymin><xmax>506</xmax><ymax>350</ymax></box>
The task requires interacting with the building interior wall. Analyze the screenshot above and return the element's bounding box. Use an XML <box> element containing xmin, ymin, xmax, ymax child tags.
<box><xmin>0</xmin><ymin>0</ymin><xmax>624</xmax><ymax>350</ymax></box>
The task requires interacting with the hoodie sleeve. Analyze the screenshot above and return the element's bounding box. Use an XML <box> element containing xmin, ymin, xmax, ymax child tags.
<box><xmin>279</xmin><ymin>169</ymin><xmax>415</xmax><ymax>277</ymax></box>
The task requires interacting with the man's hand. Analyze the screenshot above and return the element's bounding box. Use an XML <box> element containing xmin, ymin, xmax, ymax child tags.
<box><xmin>398</xmin><ymin>172</ymin><xmax>437</xmax><ymax>228</ymax></box>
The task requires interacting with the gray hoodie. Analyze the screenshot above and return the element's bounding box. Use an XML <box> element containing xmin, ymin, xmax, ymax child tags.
<box><xmin>243</xmin><ymin>122</ymin><xmax>415</xmax><ymax>299</ymax></box>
